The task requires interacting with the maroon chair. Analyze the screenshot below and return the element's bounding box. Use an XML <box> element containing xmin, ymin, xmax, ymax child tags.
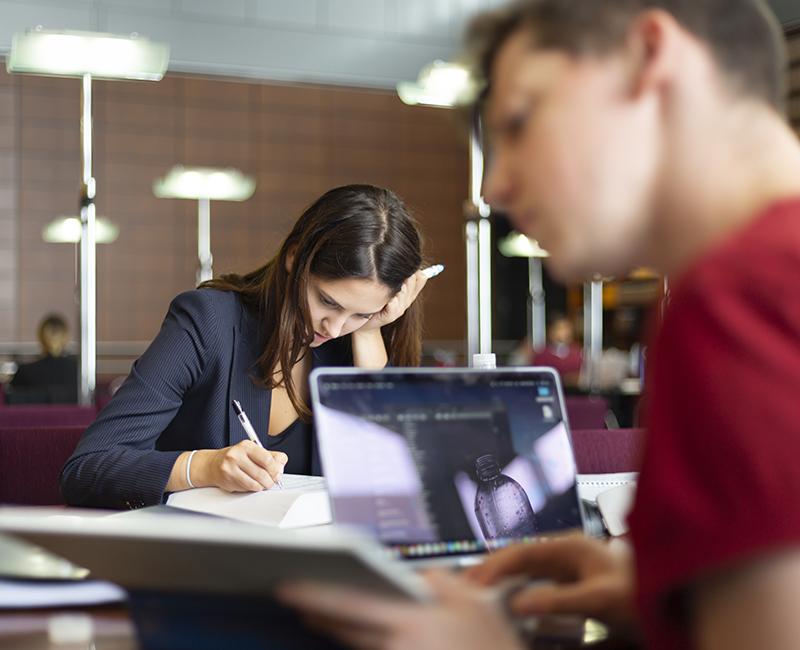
<box><xmin>0</xmin><ymin>405</ymin><xmax>97</xmax><ymax>428</ymax></box>
<box><xmin>570</xmin><ymin>428</ymin><xmax>646</xmax><ymax>474</ymax></box>
<box><xmin>94</xmin><ymin>379</ymin><xmax>115</xmax><ymax>412</ymax></box>
<box><xmin>565</xmin><ymin>396</ymin><xmax>610</xmax><ymax>430</ymax></box>
<box><xmin>0</xmin><ymin>426</ymin><xmax>85</xmax><ymax>505</ymax></box>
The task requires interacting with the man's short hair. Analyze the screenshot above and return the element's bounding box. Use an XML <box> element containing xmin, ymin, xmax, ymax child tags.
<box><xmin>466</xmin><ymin>0</ymin><xmax>787</xmax><ymax>111</ymax></box>
<box><xmin>38</xmin><ymin>313</ymin><xmax>68</xmax><ymax>336</ymax></box>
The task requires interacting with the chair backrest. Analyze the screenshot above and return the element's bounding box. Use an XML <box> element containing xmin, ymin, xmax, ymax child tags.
<box><xmin>0</xmin><ymin>426</ymin><xmax>85</xmax><ymax>505</ymax></box>
<box><xmin>570</xmin><ymin>428</ymin><xmax>646</xmax><ymax>474</ymax></box>
<box><xmin>0</xmin><ymin>405</ymin><xmax>97</xmax><ymax>428</ymax></box>
<box><xmin>94</xmin><ymin>383</ymin><xmax>115</xmax><ymax>413</ymax></box>
<box><xmin>4</xmin><ymin>386</ymin><xmax>78</xmax><ymax>405</ymax></box>
<box><xmin>565</xmin><ymin>396</ymin><xmax>610</xmax><ymax>430</ymax></box>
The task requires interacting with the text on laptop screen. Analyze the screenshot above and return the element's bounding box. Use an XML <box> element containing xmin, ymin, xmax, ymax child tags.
<box><xmin>314</xmin><ymin>370</ymin><xmax>583</xmax><ymax>560</ymax></box>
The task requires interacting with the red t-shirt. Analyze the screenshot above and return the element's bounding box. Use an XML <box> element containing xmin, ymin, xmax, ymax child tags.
<box><xmin>531</xmin><ymin>346</ymin><xmax>583</xmax><ymax>379</ymax></box>
<box><xmin>628</xmin><ymin>198</ymin><xmax>800</xmax><ymax>650</ymax></box>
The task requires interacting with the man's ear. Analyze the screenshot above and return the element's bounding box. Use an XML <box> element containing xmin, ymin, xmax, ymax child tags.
<box><xmin>625</xmin><ymin>9</ymin><xmax>680</xmax><ymax>100</ymax></box>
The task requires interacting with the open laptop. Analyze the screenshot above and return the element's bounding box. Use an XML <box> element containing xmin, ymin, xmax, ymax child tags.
<box><xmin>310</xmin><ymin>367</ymin><xmax>585</xmax><ymax>567</ymax></box>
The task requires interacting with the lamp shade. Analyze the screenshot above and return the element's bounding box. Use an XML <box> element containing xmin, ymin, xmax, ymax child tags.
<box><xmin>42</xmin><ymin>216</ymin><xmax>119</xmax><ymax>244</ymax></box>
<box><xmin>397</xmin><ymin>60</ymin><xmax>478</xmax><ymax>108</ymax></box>
<box><xmin>498</xmin><ymin>232</ymin><xmax>549</xmax><ymax>258</ymax></box>
<box><xmin>7</xmin><ymin>29</ymin><xmax>169</xmax><ymax>80</ymax></box>
<box><xmin>153</xmin><ymin>166</ymin><xmax>256</xmax><ymax>201</ymax></box>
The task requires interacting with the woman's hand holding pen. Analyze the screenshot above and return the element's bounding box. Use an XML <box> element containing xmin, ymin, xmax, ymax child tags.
<box><xmin>191</xmin><ymin>441</ymin><xmax>288</xmax><ymax>492</ymax></box>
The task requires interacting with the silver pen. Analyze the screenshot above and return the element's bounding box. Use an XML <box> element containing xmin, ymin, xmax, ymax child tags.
<box><xmin>231</xmin><ymin>399</ymin><xmax>284</xmax><ymax>489</ymax></box>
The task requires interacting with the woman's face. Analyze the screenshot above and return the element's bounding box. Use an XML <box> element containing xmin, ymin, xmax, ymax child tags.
<box><xmin>306</xmin><ymin>275</ymin><xmax>393</xmax><ymax>347</ymax></box>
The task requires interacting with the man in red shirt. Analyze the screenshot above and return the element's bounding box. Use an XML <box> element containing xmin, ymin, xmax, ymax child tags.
<box><xmin>279</xmin><ymin>1</ymin><xmax>800</xmax><ymax>649</ymax></box>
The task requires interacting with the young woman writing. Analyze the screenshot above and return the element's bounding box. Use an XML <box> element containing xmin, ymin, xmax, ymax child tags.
<box><xmin>61</xmin><ymin>184</ymin><xmax>427</xmax><ymax>509</ymax></box>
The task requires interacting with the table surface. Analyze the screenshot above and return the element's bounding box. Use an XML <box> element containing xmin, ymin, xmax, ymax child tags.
<box><xmin>0</xmin><ymin>607</ymin><xmax>135</xmax><ymax>649</ymax></box>
<box><xmin>0</xmin><ymin>508</ymin><xmax>641</xmax><ymax>649</ymax></box>
<box><xmin>0</xmin><ymin>605</ymin><xmax>643</xmax><ymax>650</ymax></box>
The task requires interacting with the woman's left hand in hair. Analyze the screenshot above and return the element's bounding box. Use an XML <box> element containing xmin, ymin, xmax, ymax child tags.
<box><xmin>358</xmin><ymin>270</ymin><xmax>428</xmax><ymax>332</ymax></box>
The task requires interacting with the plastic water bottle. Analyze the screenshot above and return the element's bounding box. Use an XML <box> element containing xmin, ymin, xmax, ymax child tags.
<box><xmin>474</xmin><ymin>454</ymin><xmax>538</xmax><ymax>542</ymax></box>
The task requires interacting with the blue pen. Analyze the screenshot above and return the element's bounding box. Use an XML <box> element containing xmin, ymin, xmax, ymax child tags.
<box><xmin>231</xmin><ymin>400</ymin><xmax>284</xmax><ymax>489</ymax></box>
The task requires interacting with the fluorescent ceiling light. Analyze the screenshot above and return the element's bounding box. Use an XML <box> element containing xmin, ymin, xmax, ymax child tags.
<box><xmin>43</xmin><ymin>216</ymin><xmax>119</xmax><ymax>244</ymax></box>
<box><xmin>628</xmin><ymin>267</ymin><xmax>659</xmax><ymax>280</ymax></box>
<box><xmin>153</xmin><ymin>166</ymin><xmax>256</xmax><ymax>201</ymax></box>
<box><xmin>397</xmin><ymin>60</ymin><xmax>478</xmax><ymax>108</ymax></box>
<box><xmin>498</xmin><ymin>232</ymin><xmax>550</xmax><ymax>258</ymax></box>
<box><xmin>7</xmin><ymin>29</ymin><xmax>169</xmax><ymax>80</ymax></box>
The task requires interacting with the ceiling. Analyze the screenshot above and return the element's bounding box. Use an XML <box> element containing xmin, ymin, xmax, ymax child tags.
<box><xmin>0</xmin><ymin>0</ymin><xmax>795</xmax><ymax>89</ymax></box>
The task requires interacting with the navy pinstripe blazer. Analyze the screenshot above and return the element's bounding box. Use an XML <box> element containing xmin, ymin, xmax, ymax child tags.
<box><xmin>60</xmin><ymin>289</ymin><xmax>352</xmax><ymax>509</ymax></box>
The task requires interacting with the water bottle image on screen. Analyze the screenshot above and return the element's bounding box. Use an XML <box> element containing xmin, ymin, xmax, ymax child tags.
<box><xmin>474</xmin><ymin>454</ymin><xmax>538</xmax><ymax>541</ymax></box>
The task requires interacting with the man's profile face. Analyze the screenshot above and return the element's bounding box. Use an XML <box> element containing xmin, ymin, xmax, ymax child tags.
<box><xmin>482</xmin><ymin>29</ymin><xmax>660</xmax><ymax>282</ymax></box>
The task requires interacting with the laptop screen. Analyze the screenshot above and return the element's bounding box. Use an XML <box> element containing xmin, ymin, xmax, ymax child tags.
<box><xmin>311</xmin><ymin>368</ymin><xmax>584</xmax><ymax>561</ymax></box>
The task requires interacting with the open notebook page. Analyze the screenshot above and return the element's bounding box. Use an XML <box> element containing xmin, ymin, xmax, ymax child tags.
<box><xmin>166</xmin><ymin>474</ymin><xmax>330</xmax><ymax>529</ymax></box>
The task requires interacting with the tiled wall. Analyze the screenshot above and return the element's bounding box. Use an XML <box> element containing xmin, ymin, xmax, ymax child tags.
<box><xmin>2</xmin><ymin>21</ymin><xmax>798</xmax><ymax>350</ymax></box>
<box><xmin>0</xmin><ymin>72</ymin><xmax>15</xmax><ymax>343</ymax></box>
<box><xmin>1</xmin><ymin>68</ymin><xmax>469</xmax><ymax>346</ymax></box>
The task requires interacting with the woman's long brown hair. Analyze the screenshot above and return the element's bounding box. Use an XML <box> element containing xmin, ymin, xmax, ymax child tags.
<box><xmin>200</xmin><ymin>184</ymin><xmax>424</xmax><ymax>420</ymax></box>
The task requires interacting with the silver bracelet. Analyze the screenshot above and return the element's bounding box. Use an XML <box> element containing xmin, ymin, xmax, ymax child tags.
<box><xmin>186</xmin><ymin>450</ymin><xmax>198</xmax><ymax>489</ymax></box>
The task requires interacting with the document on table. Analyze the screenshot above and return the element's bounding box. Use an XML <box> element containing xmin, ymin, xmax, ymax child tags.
<box><xmin>0</xmin><ymin>579</ymin><xmax>126</xmax><ymax>609</ymax></box>
<box><xmin>166</xmin><ymin>474</ymin><xmax>331</xmax><ymax>529</ymax></box>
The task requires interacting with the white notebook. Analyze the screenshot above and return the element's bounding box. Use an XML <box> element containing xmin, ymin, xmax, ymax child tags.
<box><xmin>166</xmin><ymin>474</ymin><xmax>331</xmax><ymax>529</ymax></box>
<box><xmin>576</xmin><ymin>472</ymin><xmax>638</xmax><ymax>502</ymax></box>
<box><xmin>577</xmin><ymin>472</ymin><xmax>638</xmax><ymax>537</ymax></box>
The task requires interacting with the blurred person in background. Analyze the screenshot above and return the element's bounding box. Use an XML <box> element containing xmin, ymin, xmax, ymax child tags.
<box><xmin>279</xmin><ymin>1</ymin><xmax>800</xmax><ymax>649</ymax></box>
<box><xmin>8</xmin><ymin>313</ymin><xmax>77</xmax><ymax>404</ymax></box>
<box><xmin>530</xmin><ymin>312</ymin><xmax>583</xmax><ymax>386</ymax></box>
